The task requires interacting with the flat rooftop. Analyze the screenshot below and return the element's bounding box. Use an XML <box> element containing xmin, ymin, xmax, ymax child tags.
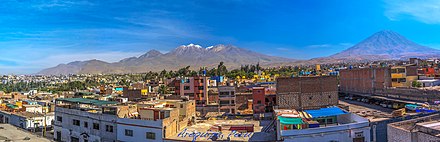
<box><xmin>419</xmin><ymin>121</ymin><xmax>440</xmax><ymax>130</ymax></box>
<box><xmin>56</xmin><ymin>98</ymin><xmax>118</xmax><ymax>106</ymax></box>
<box><xmin>0</xmin><ymin>124</ymin><xmax>51</xmax><ymax>142</ymax></box>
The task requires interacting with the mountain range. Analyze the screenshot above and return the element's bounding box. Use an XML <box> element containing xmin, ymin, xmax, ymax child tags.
<box><xmin>38</xmin><ymin>30</ymin><xmax>440</xmax><ymax>75</ymax></box>
<box><xmin>38</xmin><ymin>44</ymin><xmax>294</xmax><ymax>75</ymax></box>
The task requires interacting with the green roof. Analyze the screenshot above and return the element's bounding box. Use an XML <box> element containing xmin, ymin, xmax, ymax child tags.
<box><xmin>6</xmin><ymin>104</ymin><xmax>17</xmax><ymax>109</ymax></box>
<box><xmin>56</xmin><ymin>98</ymin><xmax>118</xmax><ymax>106</ymax></box>
<box><xmin>278</xmin><ymin>116</ymin><xmax>304</xmax><ymax>125</ymax></box>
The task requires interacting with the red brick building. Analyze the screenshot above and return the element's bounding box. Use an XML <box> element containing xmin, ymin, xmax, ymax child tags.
<box><xmin>252</xmin><ymin>87</ymin><xmax>265</xmax><ymax>113</ymax></box>
<box><xmin>276</xmin><ymin>76</ymin><xmax>338</xmax><ymax>110</ymax></box>
<box><xmin>339</xmin><ymin>67</ymin><xmax>392</xmax><ymax>94</ymax></box>
<box><xmin>123</xmin><ymin>88</ymin><xmax>142</xmax><ymax>101</ymax></box>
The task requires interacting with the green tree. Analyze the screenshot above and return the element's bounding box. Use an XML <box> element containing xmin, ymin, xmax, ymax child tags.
<box><xmin>158</xmin><ymin>85</ymin><xmax>169</xmax><ymax>94</ymax></box>
<box><xmin>412</xmin><ymin>81</ymin><xmax>422</xmax><ymax>88</ymax></box>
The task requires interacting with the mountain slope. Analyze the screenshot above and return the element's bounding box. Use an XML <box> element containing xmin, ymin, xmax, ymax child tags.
<box><xmin>330</xmin><ymin>30</ymin><xmax>440</xmax><ymax>60</ymax></box>
<box><xmin>38</xmin><ymin>44</ymin><xmax>296</xmax><ymax>75</ymax></box>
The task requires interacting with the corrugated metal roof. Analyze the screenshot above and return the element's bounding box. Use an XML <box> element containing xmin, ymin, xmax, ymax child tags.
<box><xmin>304</xmin><ymin>107</ymin><xmax>346</xmax><ymax>118</ymax></box>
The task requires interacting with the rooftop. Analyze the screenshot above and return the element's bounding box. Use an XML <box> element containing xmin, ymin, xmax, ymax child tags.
<box><xmin>0</xmin><ymin>124</ymin><xmax>51</xmax><ymax>142</ymax></box>
<box><xmin>56</xmin><ymin>98</ymin><xmax>118</xmax><ymax>106</ymax></box>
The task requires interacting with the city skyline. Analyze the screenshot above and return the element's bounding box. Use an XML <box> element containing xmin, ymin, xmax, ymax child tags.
<box><xmin>1</xmin><ymin>0</ymin><xmax>440</xmax><ymax>74</ymax></box>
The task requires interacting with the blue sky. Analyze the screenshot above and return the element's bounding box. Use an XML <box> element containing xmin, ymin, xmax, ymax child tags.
<box><xmin>1</xmin><ymin>0</ymin><xmax>440</xmax><ymax>74</ymax></box>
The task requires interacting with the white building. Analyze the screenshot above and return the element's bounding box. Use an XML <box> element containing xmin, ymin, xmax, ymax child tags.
<box><xmin>54</xmin><ymin>98</ymin><xmax>119</xmax><ymax>142</ymax></box>
<box><xmin>276</xmin><ymin>107</ymin><xmax>370</xmax><ymax>142</ymax></box>
<box><xmin>117</xmin><ymin>118</ymin><xmax>163</xmax><ymax>142</ymax></box>
<box><xmin>0</xmin><ymin>110</ymin><xmax>54</xmax><ymax>130</ymax></box>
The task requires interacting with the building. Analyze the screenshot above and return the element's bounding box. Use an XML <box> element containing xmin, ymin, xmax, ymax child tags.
<box><xmin>388</xmin><ymin>113</ymin><xmax>440</xmax><ymax>142</ymax></box>
<box><xmin>54</xmin><ymin>98</ymin><xmax>119</xmax><ymax>142</ymax></box>
<box><xmin>118</xmin><ymin>99</ymin><xmax>195</xmax><ymax>142</ymax></box>
<box><xmin>11</xmin><ymin>92</ymin><xmax>27</xmax><ymax>100</ymax></box>
<box><xmin>54</xmin><ymin>97</ymin><xmax>195</xmax><ymax>142</ymax></box>
<box><xmin>0</xmin><ymin>110</ymin><xmax>54</xmax><ymax>131</ymax></box>
<box><xmin>275</xmin><ymin>107</ymin><xmax>370</xmax><ymax>142</ymax></box>
<box><xmin>123</xmin><ymin>88</ymin><xmax>143</xmax><ymax>101</ymax></box>
<box><xmin>174</xmin><ymin>76</ymin><xmax>209</xmax><ymax>106</ymax></box>
<box><xmin>276</xmin><ymin>76</ymin><xmax>338</xmax><ymax>110</ymax></box>
<box><xmin>339</xmin><ymin>67</ymin><xmax>392</xmax><ymax>94</ymax></box>
<box><xmin>391</xmin><ymin>66</ymin><xmax>418</xmax><ymax>87</ymax></box>
<box><xmin>218</xmin><ymin>86</ymin><xmax>236</xmax><ymax>114</ymax></box>
<box><xmin>252</xmin><ymin>87</ymin><xmax>276</xmax><ymax>114</ymax></box>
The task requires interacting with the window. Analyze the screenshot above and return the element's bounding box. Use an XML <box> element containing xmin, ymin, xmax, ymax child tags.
<box><xmin>328</xmin><ymin>95</ymin><xmax>332</xmax><ymax>99</ymax></box>
<box><xmin>327</xmin><ymin>118</ymin><xmax>334</xmax><ymax>124</ymax></box>
<box><xmin>180</xmin><ymin>104</ymin><xmax>183</xmax><ymax>108</ymax></box>
<box><xmin>105</xmin><ymin>125</ymin><xmax>113</xmax><ymax>133</ymax></box>
<box><xmin>391</xmin><ymin>69</ymin><xmax>397</xmax><ymax>73</ymax></box>
<box><xmin>257</xmin><ymin>100</ymin><xmax>262</xmax><ymax>104</ymax></box>
<box><xmin>56</xmin><ymin>116</ymin><xmax>62</xmax><ymax>122</ymax></box>
<box><xmin>93</xmin><ymin>123</ymin><xmax>99</xmax><ymax>130</ymax></box>
<box><xmin>184</xmin><ymin>86</ymin><xmax>190</xmax><ymax>90</ymax></box>
<box><xmin>219</xmin><ymin>92</ymin><xmax>229</xmax><ymax>96</ymax></box>
<box><xmin>198</xmin><ymin>86</ymin><xmax>204</xmax><ymax>90</ymax></box>
<box><xmin>71</xmin><ymin>137</ymin><xmax>79</xmax><ymax>142</ymax></box>
<box><xmin>398</xmin><ymin>78</ymin><xmax>406</xmax><ymax>83</ymax></box>
<box><xmin>392</xmin><ymin>78</ymin><xmax>398</xmax><ymax>82</ymax></box>
<box><xmin>73</xmin><ymin>119</ymin><xmax>80</xmax><ymax>126</ymax></box>
<box><xmin>125</xmin><ymin>129</ymin><xmax>133</xmax><ymax>137</ymax></box>
<box><xmin>397</xmin><ymin>68</ymin><xmax>406</xmax><ymax>73</ymax></box>
<box><xmin>146</xmin><ymin>132</ymin><xmax>156</xmax><ymax>140</ymax></box>
<box><xmin>200</xmin><ymin>79</ymin><xmax>204</xmax><ymax>83</ymax></box>
<box><xmin>309</xmin><ymin>96</ymin><xmax>313</xmax><ymax>100</ymax></box>
<box><xmin>84</xmin><ymin>122</ymin><xmax>88</xmax><ymax>128</ymax></box>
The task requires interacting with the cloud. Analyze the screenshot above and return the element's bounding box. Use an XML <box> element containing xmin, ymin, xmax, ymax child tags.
<box><xmin>385</xmin><ymin>0</ymin><xmax>440</xmax><ymax>24</ymax></box>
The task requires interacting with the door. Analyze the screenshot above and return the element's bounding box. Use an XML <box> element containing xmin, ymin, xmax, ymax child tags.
<box><xmin>56</xmin><ymin>131</ymin><xmax>61</xmax><ymax>142</ymax></box>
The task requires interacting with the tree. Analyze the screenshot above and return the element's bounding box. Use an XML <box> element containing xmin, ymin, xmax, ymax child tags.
<box><xmin>412</xmin><ymin>81</ymin><xmax>422</xmax><ymax>88</ymax></box>
<box><xmin>217</xmin><ymin>62</ymin><xmax>227</xmax><ymax>76</ymax></box>
<box><xmin>158</xmin><ymin>85</ymin><xmax>169</xmax><ymax>94</ymax></box>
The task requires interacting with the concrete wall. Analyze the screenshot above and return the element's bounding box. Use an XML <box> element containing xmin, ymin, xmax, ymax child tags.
<box><xmin>387</xmin><ymin>124</ymin><xmax>413</xmax><ymax>142</ymax></box>
<box><xmin>54</xmin><ymin>107</ymin><xmax>118</xmax><ymax>142</ymax></box>
<box><xmin>117</xmin><ymin>118</ymin><xmax>163</xmax><ymax>142</ymax></box>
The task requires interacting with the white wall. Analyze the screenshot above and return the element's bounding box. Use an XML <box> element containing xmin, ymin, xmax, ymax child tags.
<box><xmin>280</xmin><ymin>113</ymin><xmax>371</xmax><ymax>142</ymax></box>
<box><xmin>117</xmin><ymin>118</ymin><xmax>163</xmax><ymax>142</ymax></box>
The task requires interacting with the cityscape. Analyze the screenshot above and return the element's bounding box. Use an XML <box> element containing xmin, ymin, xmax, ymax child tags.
<box><xmin>1</xmin><ymin>0</ymin><xmax>440</xmax><ymax>142</ymax></box>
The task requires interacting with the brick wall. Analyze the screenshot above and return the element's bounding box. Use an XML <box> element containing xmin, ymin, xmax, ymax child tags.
<box><xmin>339</xmin><ymin>67</ymin><xmax>391</xmax><ymax>94</ymax></box>
<box><xmin>276</xmin><ymin>76</ymin><xmax>338</xmax><ymax>110</ymax></box>
<box><xmin>236</xmin><ymin>92</ymin><xmax>252</xmax><ymax>110</ymax></box>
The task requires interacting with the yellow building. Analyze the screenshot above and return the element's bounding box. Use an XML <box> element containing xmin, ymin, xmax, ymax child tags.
<box><xmin>391</xmin><ymin>66</ymin><xmax>418</xmax><ymax>87</ymax></box>
<box><xmin>141</xmin><ymin>89</ymin><xmax>148</xmax><ymax>95</ymax></box>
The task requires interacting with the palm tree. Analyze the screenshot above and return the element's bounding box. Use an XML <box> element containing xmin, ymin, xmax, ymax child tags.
<box><xmin>158</xmin><ymin>85</ymin><xmax>169</xmax><ymax>94</ymax></box>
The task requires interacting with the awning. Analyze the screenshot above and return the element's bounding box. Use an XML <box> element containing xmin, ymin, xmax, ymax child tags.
<box><xmin>304</xmin><ymin>107</ymin><xmax>346</xmax><ymax>118</ymax></box>
<box><xmin>278</xmin><ymin>116</ymin><xmax>303</xmax><ymax>125</ymax></box>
